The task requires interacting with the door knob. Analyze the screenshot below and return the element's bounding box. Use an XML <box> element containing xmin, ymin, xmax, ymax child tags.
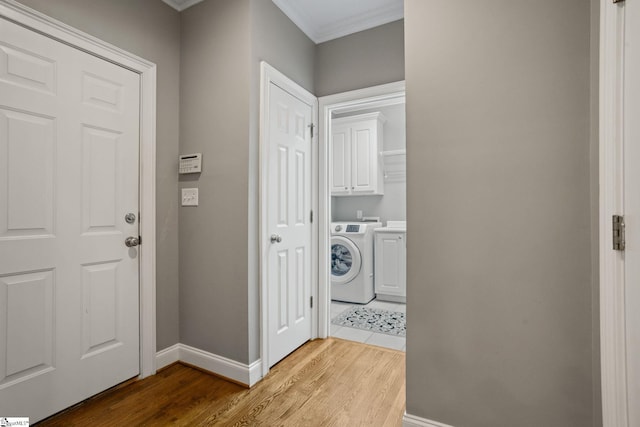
<box><xmin>125</xmin><ymin>236</ymin><xmax>140</xmax><ymax>247</ymax></box>
<box><xmin>270</xmin><ymin>234</ymin><xmax>282</xmax><ymax>243</ymax></box>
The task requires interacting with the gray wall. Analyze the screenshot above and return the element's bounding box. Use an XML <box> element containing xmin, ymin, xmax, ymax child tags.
<box><xmin>179</xmin><ymin>0</ymin><xmax>314</xmax><ymax>364</ymax></box>
<box><xmin>179</xmin><ymin>0</ymin><xmax>251</xmax><ymax>363</ymax></box>
<box><xmin>332</xmin><ymin>103</ymin><xmax>406</xmax><ymax>223</ymax></box>
<box><xmin>405</xmin><ymin>1</ymin><xmax>595</xmax><ymax>426</ymax></box>
<box><xmin>249</xmin><ymin>0</ymin><xmax>315</xmax><ymax>362</ymax></box>
<box><xmin>16</xmin><ymin>0</ymin><xmax>181</xmax><ymax>351</ymax></box>
<box><xmin>315</xmin><ymin>20</ymin><xmax>405</xmax><ymax>97</ymax></box>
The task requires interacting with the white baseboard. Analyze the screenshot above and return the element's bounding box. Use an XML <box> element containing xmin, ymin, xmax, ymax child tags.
<box><xmin>248</xmin><ymin>359</ymin><xmax>263</xmax><ymax>386</ymax></box>
<box><xmin>155</xmin><ymin>344</ymin><xmax>263</xmax><ymax>386</ymax></box>
<box><xmin>155</xmin><ymin>343</ymin><xmax>180</xmax><ymax>370</ymax></box>
<box><xmin>403</xmin><ymin>413</ymin><xmax>455</xmax><ymax>427</ymax></box>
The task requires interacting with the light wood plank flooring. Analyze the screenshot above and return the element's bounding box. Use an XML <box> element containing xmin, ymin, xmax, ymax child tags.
<box><xmin>38</xmin><ymin>338</ymin><xmax>405</xmax><ymax>426</ymax></box>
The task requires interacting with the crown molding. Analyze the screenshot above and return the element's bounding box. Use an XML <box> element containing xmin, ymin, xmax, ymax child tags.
<box><xmin>161</xmin><ymin>0</ymin><xmax>204</xmax><ymax>12</ymax></box>
<box><xmin>315</xmin><ymin>2</ymin><xmax>403</xmax><ymax>43</ymax></box>
<box><xmin>272</xmin><ymin>0</ymin><xmax>318</xmax><ymax>41</ymax></box>
<box><xmin>272</xmin><ymin>0</ymin><xmax>403</xmax><ymax>44</ymax></box>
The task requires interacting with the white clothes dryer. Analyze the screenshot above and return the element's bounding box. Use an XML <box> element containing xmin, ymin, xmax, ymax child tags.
<box><xmin>330</xmin><ymin>222</ymin><xmax>381</xmax><ymax>304</ymax></box>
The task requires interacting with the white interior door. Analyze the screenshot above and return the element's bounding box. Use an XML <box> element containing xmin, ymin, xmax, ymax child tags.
<box><xmin>267</xmin><ymin>82</ymin><xmax>313</xmax><ymax>367</ymax></box>
<box><xmin>0</xmin><ymin>18</ymin><xmax>140</xmax><ymax>422</ymax></box>
<box><xmin>625</xmin><ymin>0</ymin><xmax>640</xmax><ymax>424</ymax></box>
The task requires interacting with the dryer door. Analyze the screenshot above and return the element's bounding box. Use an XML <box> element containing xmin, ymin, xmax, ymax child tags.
<box><xmin>331</xmin><ymin>236</ymin><xmax>362</xmax><ymax>284</ymax></box>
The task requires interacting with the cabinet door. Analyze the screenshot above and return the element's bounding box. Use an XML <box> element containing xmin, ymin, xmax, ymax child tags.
<box><xmin>375</xmin><ymin>232</ymin><xmax>406</xmax><ymax>297</ymax></box>
<box><xmin>351</xmin><ymin>121</ymin><xmax>377</xmax><ymax>194</ymax></box>
<box><xmin>330</xmin><ymin>125</ymin><xmax>350</xmax><ymax>195</ymax></box>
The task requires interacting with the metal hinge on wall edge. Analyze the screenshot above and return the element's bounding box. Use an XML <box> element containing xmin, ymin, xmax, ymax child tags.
<box><xmin>613</xmin><ymin>215</ymin><xmax>625</xmax><ymax>251</ymax></box>
<box><xmin>308</xmin><ymin>123</ymin><xmax>315</xmax><ymax>138</ymax></box>
<box><xmin>310</xmin><ymin>210</ymin><xmax>313</xmax><ymax>223</ymax></box>
<box><xmin>310</xmin><ymin>296</ymin><xmax>313</xmax><ymax>308</ymax></box>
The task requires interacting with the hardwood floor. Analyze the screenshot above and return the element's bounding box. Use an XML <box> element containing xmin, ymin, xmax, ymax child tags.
<box><xmin>38</xmin><ymin>338</ymin><xmax>405</xmax><ymax>426</ymax></box>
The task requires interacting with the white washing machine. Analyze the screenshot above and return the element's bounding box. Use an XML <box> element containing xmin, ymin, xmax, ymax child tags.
<box><xmin>330</xmin><ymin>222</ymin><xmax>382</xmax><ymax>304</ymax></box>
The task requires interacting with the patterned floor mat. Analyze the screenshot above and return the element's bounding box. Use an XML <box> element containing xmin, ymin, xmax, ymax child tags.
<box><xmin>332</xmin><ymin>306</ymin><xmax>406</xmax><ymax>336</ymax></box>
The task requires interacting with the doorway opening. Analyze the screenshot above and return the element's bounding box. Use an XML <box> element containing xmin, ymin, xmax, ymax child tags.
<box><xmin>318</xmin><ymin>82</ymin><xmax>406</xmax><ymax>351</ymax></box>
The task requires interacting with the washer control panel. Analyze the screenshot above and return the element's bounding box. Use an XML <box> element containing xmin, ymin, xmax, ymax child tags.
<box><xmin>334</xmin><ymin>224</ymin><xmax>365</xmax><ymax>233</ymax></box>
<box><xmin>333</xmin><ymin>222</ymin><xmax>379</xmax><ymax>234</ymax></box>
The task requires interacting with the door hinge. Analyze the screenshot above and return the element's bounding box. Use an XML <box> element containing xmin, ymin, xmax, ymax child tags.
<box><xmin>613</xmin><ymin>215</ymin><xmax>625</xmax><ymax>251</ymax></box>
<box><xmin>138</xmin><ymin>235</ymin><xmax>142</xmax><ymax>245</ymax></box>
<box><xmin>309</xmin><ymin>123</ymin><xmax>315</xmax><ymax>138</ymax></box>
<box><xmin>310</xmin><ymin>296</ymin><xmax>313</xmax><ymax>308</ymax></box>
<box><xmin>310</xmin><ymin>210</ymin><xmax>313</xmax><ymax>223</ymax></box>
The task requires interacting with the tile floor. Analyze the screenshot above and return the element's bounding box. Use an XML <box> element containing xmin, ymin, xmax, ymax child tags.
<box><xmin>330</xmin><ymin>299</ymin><xmax>406</xmax><ymax>352</ymax></box>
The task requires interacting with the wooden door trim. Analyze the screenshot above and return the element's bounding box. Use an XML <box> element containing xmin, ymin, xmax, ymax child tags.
<box><xmin>317</xmin><ymin>82</ymin><xmax>405</xmax><ymax>339</ymax></box>
<box><xmin>259</xmin><ymin>62</ymin><xmax>318</xmax><ymax>380</ymax></box>
<box><xmin>599</xmin><ymin>0</ymin><xmax>628</xmax><ymax>425</ymax></box>
<box><xmin>0</xmin><ymin>0</ymin><xmax>157</xmax><ymax>378</ymax></box>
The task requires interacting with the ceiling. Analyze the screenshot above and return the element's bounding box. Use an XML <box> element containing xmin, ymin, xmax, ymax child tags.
<box><xmin>161</xmin><ymin>0</ymin><xmax>404</xmax><ymax>44</ymax></box>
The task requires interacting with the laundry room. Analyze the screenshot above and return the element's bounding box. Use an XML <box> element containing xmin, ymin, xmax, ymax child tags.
<box><xmin>328</xmin><ymin>97</ymin><xmax>407</xmax><ymax>351</ymax></box>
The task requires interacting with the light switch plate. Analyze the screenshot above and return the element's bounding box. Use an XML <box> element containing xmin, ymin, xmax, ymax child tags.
<box><xmin>182</xmin><ymin>188</ymin><xmax>198</xmax><ymax>206</ymax></box>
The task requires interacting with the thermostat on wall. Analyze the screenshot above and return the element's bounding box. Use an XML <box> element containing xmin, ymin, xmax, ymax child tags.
<box><xmin>179</xmin><ymin>153</ymin><xmax>202</xmax><ymax>174</ymax></box>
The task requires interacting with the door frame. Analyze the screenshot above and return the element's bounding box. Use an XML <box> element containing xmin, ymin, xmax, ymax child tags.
<box><xmin>259</xmin><ymin>62</ymin><xmax>318</xmax><ymax>377</ymax></box>
<box><xmin>317</xmin><ymin>81</ymin><xmax>405</xmax><ymax>338</ymax></box>
<box><xmin>599</xmin><ymin>0</ymin><xmax>629</xmax><ymax>425</ymax></box>
<box><xmin>0</xmin><ymin>0</ymin><xmax>157</xmax><ymax>378</ymax></box>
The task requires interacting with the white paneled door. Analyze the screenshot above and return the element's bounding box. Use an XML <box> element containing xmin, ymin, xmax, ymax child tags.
<box><xmin>625</xmin><ymin>0</ymin><xmax>640</xmax><ymax>425</ymax></box>
<box><xmin>0</xmin><ymin>18</ymin><xmax>140</xmax><ymax>422</ymax></box>
<box><xmin>267</xmin><ymin>82</ymin><xmax>313</xmax><ymax>367</ymax></box>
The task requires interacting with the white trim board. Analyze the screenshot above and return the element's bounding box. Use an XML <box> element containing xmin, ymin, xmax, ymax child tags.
<box><xmin>403</xmin><ymin>413</ymin><xmax>455</xmax><ymax>427</ymax></box>
<box><xmin>0</xmin><ymin>0</ymin><xmax>157</xmax><ymax>378</ymax></box>
<box><xmin>599</xmin><ymin>0</ymin><xmax>628</xmax><ymax>426</ymax></box>
<box><xmin>156</xmin><ymin>344</ymin><xmax>180</xmax><ymax>370</ymax></box>
<box><xmin>317</xmin><ymin>81</ymin><xmax>405</xmax><ymax>339</ymax></box>
<box><xmin>155</xmin><ymin>344</ymin><xmax>262</xmax><ymax>387</ymax></box>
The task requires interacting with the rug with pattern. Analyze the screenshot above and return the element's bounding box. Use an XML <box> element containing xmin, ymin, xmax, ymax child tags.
<box><xmin>332</xmin><ymin>306</ymin><xmax>406</xmax><ymax>336</ymax></box>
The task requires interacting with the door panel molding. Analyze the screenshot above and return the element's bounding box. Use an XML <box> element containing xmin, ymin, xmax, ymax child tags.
<box><xmin>0</xmin><ymin>0</ymin><xmax>157</xmax><ymax>378</ymax></box>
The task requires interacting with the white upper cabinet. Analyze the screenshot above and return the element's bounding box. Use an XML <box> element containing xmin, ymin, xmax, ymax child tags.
<box><xmin>331</xmin><ymin>125</ymin><xmax>351</xmax><ymax>194</ymax></box>
<box><xmin>331</xmin><ymin>112</ymin><xmax>385</xmax><ymax>196</ymax></box>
